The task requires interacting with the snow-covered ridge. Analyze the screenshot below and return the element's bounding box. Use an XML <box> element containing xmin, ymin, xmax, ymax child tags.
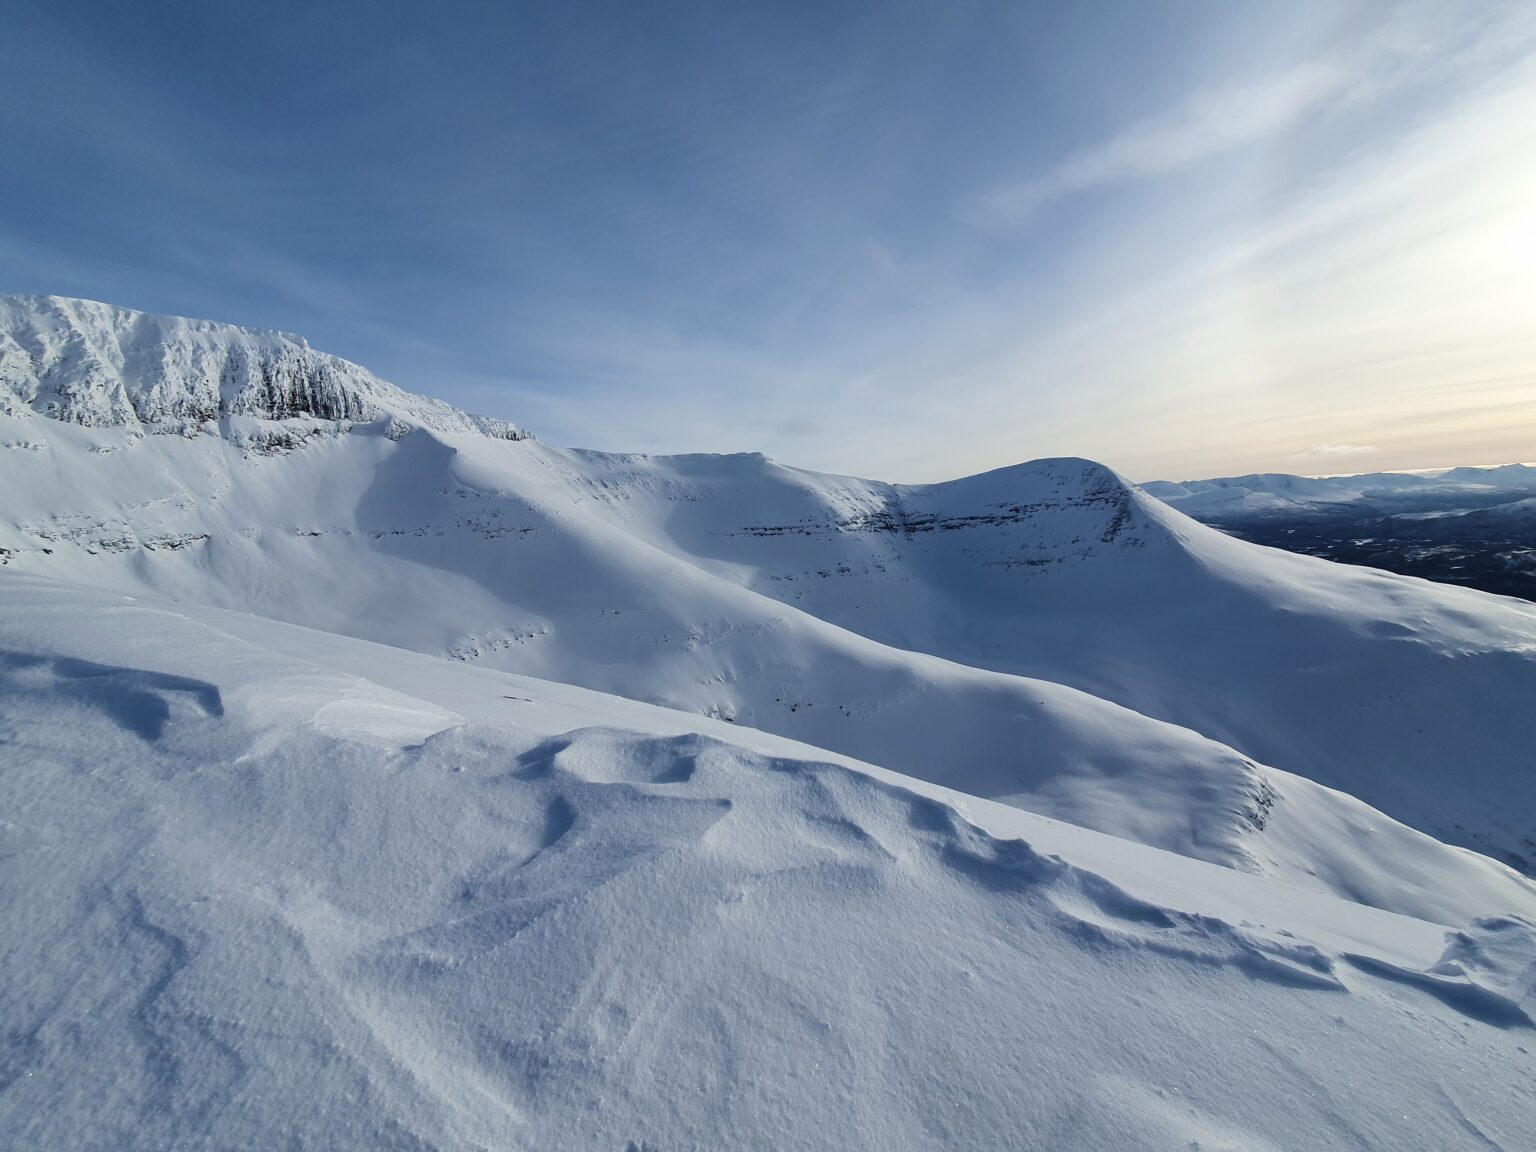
<box><xmin>5</xmin><ymin>295</ymin><xmax>1536</xmax><ymax>911</ymax></box>
<box><xmin>0</xmin><ymin>294</ymin><xmax>527</xmax><ymax>441</ymax></box>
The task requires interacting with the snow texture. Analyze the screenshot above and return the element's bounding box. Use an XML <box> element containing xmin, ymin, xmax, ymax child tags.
<box><xmin>3</xmin><ymin>573</ymin><xmax>1535</xmax><ymax>1150</ymax></box>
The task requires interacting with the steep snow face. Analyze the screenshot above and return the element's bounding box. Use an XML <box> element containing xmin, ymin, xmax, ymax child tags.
<box><xmin>0</xmin><ymin>294</ymin><xmax>526</xmax><ymax>440</ymax></box>
<box><xmin>551</xmin><ymin>450</ymin><xmax>1164</xmax><ymax>651</ymax></box>
<box><xmin>3</xmin><ymin>572</ymin><xmax>1535</xmax><ymax>1151</ymax></box>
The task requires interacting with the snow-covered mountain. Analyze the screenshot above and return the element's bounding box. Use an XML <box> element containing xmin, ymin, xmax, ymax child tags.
<box><xmin>1142</xmin><ymin>461</ymin><xmax>1536</xmax><ymax>600</ymax></box>
<box><xmin>0</xmin><ymin>293</ymin><xmax>526</xmax><ymax>440</ymax></box>
<box><xmin>4</xmin><ymin>296</ymin><xmax>1535</xmax><ymax>1148</ymax></box>
<box><xmin>5</xmin><ymin>298</ymin><xmax>1535</xmax><ymax>888</ymax></box>
<box><xmin>1143</xmin><ymin>463</ymin><xmax>1536</xmax><ymax>517</ymax></box>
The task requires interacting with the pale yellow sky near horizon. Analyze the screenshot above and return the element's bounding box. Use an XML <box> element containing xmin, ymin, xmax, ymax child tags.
<box><xmin>853</xmin><ymin>19</ymin><xmax>1536</xmax><ymax>486</ymax></box>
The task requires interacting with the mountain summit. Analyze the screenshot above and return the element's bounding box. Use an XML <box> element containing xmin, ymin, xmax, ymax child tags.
<box><xmin>0</xmin><ymin>294</ymin><xmax>526</xmax><ymax>440</ymax></box>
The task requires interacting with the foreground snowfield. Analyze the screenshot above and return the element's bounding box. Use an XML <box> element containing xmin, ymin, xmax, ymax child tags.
<box><xmin>4</xmin><ymin>297</ymin><xmax>1536</xmax><ymax>1146</ymax></box>
<box><xmin>4</xmin><ymin>573</ymin><xmax>1535</xmax><ymax>1151</ymax></box>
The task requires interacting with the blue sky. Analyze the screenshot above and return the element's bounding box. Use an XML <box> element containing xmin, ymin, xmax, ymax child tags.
<box><xmin>4</xmin><ymin>1</ymin><xmax>1534</xmax><ymax>480</ymax></box>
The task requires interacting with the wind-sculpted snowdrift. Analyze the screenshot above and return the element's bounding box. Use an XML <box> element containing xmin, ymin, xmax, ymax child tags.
<box><xmin>2</xmin><ymin>573</ymin><xmax>1533</xmax><ymax>1151</ymax></box>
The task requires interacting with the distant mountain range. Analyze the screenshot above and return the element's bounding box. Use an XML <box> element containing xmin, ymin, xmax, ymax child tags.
<box><xmin>1145</xmin><ymin>463</ymin><xmax>1536</xmax><ymax>600</ymax></box>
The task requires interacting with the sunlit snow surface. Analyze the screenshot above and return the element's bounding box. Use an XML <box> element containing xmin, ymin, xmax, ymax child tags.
<box><xmin>3</xmin><ymin>574</ymin><xmax>1535</xmax><ymax>1151</ymax></box>
<box><xmin>3</xmin><ymin>298</ymin><xmax>1536</xmax><ymax>1147</ymax></box>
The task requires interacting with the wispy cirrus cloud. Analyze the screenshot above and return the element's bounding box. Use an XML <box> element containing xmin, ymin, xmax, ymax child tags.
<box><xmin>1297</xmin><ymin>444</ymin><xmax>1380</xmax><ymax>459</ymax></box>
<box><xmin>979</xmin><ymin>10</ymin><xmax>1534</xmax><ymax>224</ymax></box>
<box><xmin>983</xmin><ymin>62</ymin><xmax>1356</xmax><ymax>221</ymax></box>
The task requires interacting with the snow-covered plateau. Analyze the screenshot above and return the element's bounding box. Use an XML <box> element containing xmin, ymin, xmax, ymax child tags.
<box><xmin>2</xmin><ymin>296</ymin><xmax>1534</xmax><ymax>1149</ymax></box>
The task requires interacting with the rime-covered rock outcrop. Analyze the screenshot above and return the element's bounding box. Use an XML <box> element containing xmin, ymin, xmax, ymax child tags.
<box><xmin>0</xmin><ymin>294</ymin><xmax>528</xmax><ymax>440</ymax></box>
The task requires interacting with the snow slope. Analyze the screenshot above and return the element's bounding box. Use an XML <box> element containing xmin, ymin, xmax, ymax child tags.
<box><xmin>3</xmin><ymin>571</ymin><xmax>1535</xmax><ymax>1151</ymax></box>
<box><xmin>6</xmin><ymin>403</ymin><xmax>1536</xmax><ymax>920</ymax></box>
<box><xmin>4</xmin><ymin>297</ymin><xmax>1536</xmax><ymax>895</ymax></box>
<box><xmin>519</xmin><ymin>448</ymin><xmax>1536</xmax><ymax>877</ymax></box>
